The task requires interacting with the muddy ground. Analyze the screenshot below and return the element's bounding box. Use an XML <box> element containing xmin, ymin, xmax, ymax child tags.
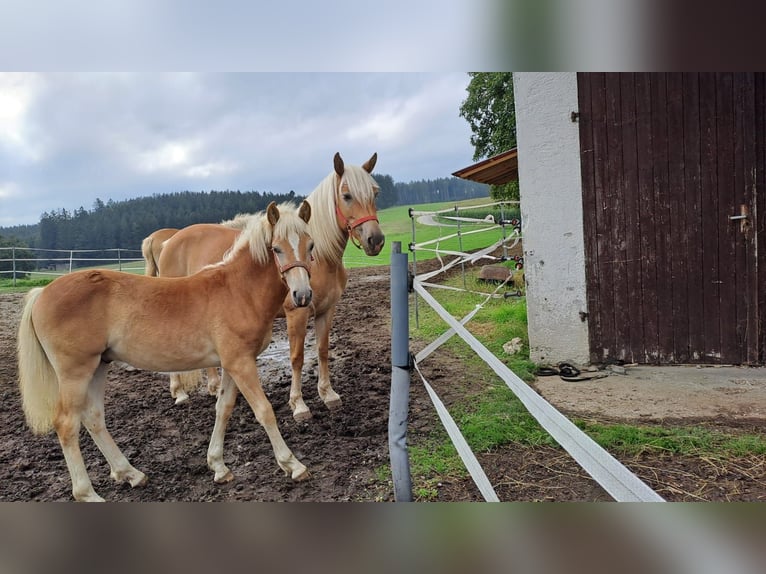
<box><xmin>2</xmin><ymin>264</ymin><xmax>766</xmax><ymax>501</ymax></box>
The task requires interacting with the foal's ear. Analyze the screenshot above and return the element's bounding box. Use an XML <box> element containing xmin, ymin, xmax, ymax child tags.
<box><xmin>362</xmin><ymin>152</ymin><xmax>377</xmax><ymax>173</ymax></box>
<box><xmin>333</xmin><ymin>152</ymin><xmax>344</xmax><ymax>177</ymax></box>
<box><xmin>266</xmin><ymin>201</ymin><xmax>280</xmax><ymax>226</ymax></box>
<box><xmin>298</xmin><ymin>200</ymin><xmax>311</xmax><ymax>224</ymax></box>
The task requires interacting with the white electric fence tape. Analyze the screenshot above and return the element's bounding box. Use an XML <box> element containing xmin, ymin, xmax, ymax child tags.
<box><xmin>413</xmin><ymin>280</ymin><xmax>665</xmax><ymax>502</ymax></box>
<box><xmin>412</xmin><ymin>361</ymin><xmax>500</xmax><ymax>502</ymax></box>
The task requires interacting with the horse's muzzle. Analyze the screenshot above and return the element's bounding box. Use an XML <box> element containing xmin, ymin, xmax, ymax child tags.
<box><xmin>363</xmin><ymin>231</ymin><xmax>385</xmax><ymax>256</ymax></box>
<box><xmin>292</xmin><ymin>288</ymin><xmax>313</xmax><ymax>308</ymax></box>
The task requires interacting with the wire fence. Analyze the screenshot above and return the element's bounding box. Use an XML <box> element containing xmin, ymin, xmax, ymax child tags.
<box><xmin>0</xmin><ymin>247</ymin><xmax>145</xmax><ymax>285</ymax></box>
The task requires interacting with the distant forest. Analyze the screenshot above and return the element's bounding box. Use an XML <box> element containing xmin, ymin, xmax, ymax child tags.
<box><xmin>0</xmin><ymin>175</ymin><xmax>488</xmax><ymax>252</ymax></box>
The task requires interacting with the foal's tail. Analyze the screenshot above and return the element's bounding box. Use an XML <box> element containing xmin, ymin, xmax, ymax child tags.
<box><xmin>17</xmin><ymin>288</ymin><xmax>58</xmax><ymax>435</ymax></box>
<box><xmin>141</xmin><ymin>235</ymin><xmax>160</xmax><ymax>276</ymax></box>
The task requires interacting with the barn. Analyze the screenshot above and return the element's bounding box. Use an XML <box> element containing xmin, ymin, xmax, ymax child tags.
<box><xmin>456</xmin><ymin>72</ymin><xmax>766</xmax><ymax>367</ymax></box>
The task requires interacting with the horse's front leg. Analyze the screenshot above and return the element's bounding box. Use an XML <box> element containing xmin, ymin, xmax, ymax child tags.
<box><xmin>223</xmin><ymin>354</ymin><xmax>309</xmax><ymax>481</ymax></box>
<box><xmin>315</xmin><ymin>308</ymin><xmax>342</xmax><ymax>410</ymax></box>
<box><xmin>206</xmin><ymin>370</ymin><xmax>239</xmax><ymax>483</ymax></box>
<box><xmin>285</xmin><ymin>306</ymin><xmax>312</xmax><ymax>421</ymax></box>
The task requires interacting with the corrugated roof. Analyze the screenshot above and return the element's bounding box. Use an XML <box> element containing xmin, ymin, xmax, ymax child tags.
<box><xmin>452</xmin><ymin>148</ymin><xmax>518</xmax><ymax>185</ymax></box>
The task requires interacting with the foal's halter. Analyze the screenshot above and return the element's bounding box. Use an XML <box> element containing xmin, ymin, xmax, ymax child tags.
<box><xmin>335</xmin><ymin>184</ymin><xmax>379</xmax><ymax>250</ymax></box>
<box><xmin>272</xmin><ymin>250</ymin><xmax>312</xmax><ymax>279</ymax></box>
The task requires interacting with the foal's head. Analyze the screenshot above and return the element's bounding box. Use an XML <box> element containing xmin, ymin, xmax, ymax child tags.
<box><xmin>266</xmin><ymin>201</ymin><xmax>313</xmax><ymax>307</ymax></box>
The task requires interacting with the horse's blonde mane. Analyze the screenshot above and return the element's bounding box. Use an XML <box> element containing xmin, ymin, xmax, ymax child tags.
<box><xmin>307</xmin><ymin>164</ymin><xmax>379</xmax><ymax>266</ymax></box>
<box><xmin>220</xmin><ymin>213</ymin><xmax>254</xmax><ymax>229</ymax></box>
<box><xmin>223</xmin><ymin>202</ymin><xmax>306</xmax><ymax>266</ymax></box>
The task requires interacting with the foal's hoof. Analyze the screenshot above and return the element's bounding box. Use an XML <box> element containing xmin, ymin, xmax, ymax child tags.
<box><xmin>174</xmin><ymin>393</ymin><xmax>189</xmax><ymax>405</ymax></box>
<box><xmin>293</xmin><ymin>409</ymin><xmax>313</xmax><ymax>422</ymax></box>
<box><xmin>130</xmin><ymin>473</ymin><xmax>148</xmax><ymax>488</ymax></box>
<box><xmin>214</xmin><ymin>470</ymin><xmax>234</xmax><ymax>484</ymax></box>
<box><xmin>292</xmin><ymin>468</ymin><xmax>310</xmax><ymax>482</ymax></box>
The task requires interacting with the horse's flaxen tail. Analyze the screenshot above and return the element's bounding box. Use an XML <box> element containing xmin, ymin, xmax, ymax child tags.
<box><xmin>17</xmin><ymin>287</ymin><xmax>58</xmax><ymax>435</ymax></box>
<box><xmin>141</xmin><ymin>235</ymin><xmax>160</xmax><ymax>276</ymax></box>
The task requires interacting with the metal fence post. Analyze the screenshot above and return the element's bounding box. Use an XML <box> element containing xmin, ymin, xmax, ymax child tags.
<box><xmin>389</xmin><ymin>241</ymin><xmax>413</xmax><ymax>502</ymax></box>
<box><xmin>12</xmin><ymin>246</ymin><xmax>16</xmax><ymax>287</ymax></box>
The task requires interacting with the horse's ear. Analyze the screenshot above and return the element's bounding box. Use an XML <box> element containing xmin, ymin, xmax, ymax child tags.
<box><xmin>362</xmin><ymin>152</ymin><xmax>377</xmax><ymax>173</ymax></box>
<box><xmin>334</xmin><ymin>152</ymin><xmax>344</xmax><ymax>177</ymax></box>
<box><xmin>298</xmin><ymin>200</ymin><xmax>311</xmax><ymax>224</ymax></box>
<box><xmin>266</xmin><ymin>202</ymin><xmax>280</xmax><ymax>226</ymax></box>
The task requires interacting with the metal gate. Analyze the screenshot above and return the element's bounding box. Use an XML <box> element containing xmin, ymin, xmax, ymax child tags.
<box><xmin>577</xmin><ymin>73</ymin><xmax>766</xmax><ymax>365</ymax></box>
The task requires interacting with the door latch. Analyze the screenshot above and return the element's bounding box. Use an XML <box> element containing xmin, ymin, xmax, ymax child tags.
<box><xmin>729</xmin><ymin>204</ymin><xmax>751</xmax><ymax>236</ymax></box>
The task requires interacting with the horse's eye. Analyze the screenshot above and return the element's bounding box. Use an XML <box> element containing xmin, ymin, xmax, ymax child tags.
<box><xmin>343</xmin><ymin>193</ymin><xmax>352</xmax><ymax>202</ymax></box>
<box><xmin>272</xmin><ymin>246</ymin><xmax>282</xmax><ymax>254</ymax></box>
<box><xmin>309</xmin><ymin>241</ymin><xmax>315</xmax><ymax>252</ymax></box>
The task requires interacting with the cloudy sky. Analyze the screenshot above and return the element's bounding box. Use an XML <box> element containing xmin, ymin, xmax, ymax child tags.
<box><xmin>0</xmin><ymin>73</ymin><xmax>478</xmax><ymax>226</ymax></box>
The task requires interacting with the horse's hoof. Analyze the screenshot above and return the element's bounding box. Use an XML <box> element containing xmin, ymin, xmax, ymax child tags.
<box><xmin>174</xmin><ymin>394</ymin><xmax>189</xmax><ymax>405</ymax></box>
<box><xmin>324</xmin><ymin>397</ymin><xmax>342</xmax><ymax>410</ymax></box>
<box><xmin>129</xmin><ymin>473</ymin><xmax>148</xmax><ymax>488</ymax></box>
<box><xmin>293</xmin><ymin>409</ymin><xmax>313</xmax><ymax>422</ymax></box>
<box><xmin>292</xmin><ymin>468</ymin><xmax>310</xmax><ymax>482</ymax></box>
<box><xmin>214</xmin><ymin>470</ymin><xmax>234</xmax><ymax>484</ymax></box>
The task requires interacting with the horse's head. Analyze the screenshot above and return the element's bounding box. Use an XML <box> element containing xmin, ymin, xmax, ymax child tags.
<box><xmin>267</xmin><ymin>201</ymin><xmax>314</xmax><ymax>307</ymax></box>
<box><xmin>333</xmin><ymin>152</ymin><xmax>385</xmax><ymax>256</ymax></box>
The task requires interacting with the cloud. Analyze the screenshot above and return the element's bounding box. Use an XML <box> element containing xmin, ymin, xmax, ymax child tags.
<box><xmin>0</xmin><ymin>73</ymin><xmax>477</xmax><ymax>225</ymax></box>
<box><xmin>0</xmin><ymin>73</ymin><xmax>45</xmax><ymax>162</ymax></box>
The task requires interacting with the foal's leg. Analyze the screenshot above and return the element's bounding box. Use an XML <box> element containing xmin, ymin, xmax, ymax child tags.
<box><xmin>169</xmin><ymin>373</ymin><xmax>189</xmax><ymax>404</ymax></box>
<box><xmin>81</xmin><ymin>362</ymin><xmax>147</xmax><ymax>489</ymax></box>
<box><xmin>206</xmin><ymin>370</ymin><xmax>239</xmax><ymax>483</ymax></box>
<box><xmin>54</xmin><ymin>360</ymin><xmax>105</xmax><ymax>502</ymax></box>
<box><xmin>285</xmin><ymin>306</ymin><xmax>312</xmax><ymax>421</ymax></box>
<box><xmin>205</xmin><ymin>367</ymin><xmax>221</xmax><ymax>396</ymax></box>
<box><xmin>315</xmin><ymin>308</ymin><xmax>342</xmax><ymax>409</ymax></box>
<box><xmin>224</xmin><ymin>356</ymin><xmax>309</xmax><ymax>481</ymax></box>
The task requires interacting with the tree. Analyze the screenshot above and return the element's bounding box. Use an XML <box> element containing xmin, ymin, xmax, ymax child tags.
<box><xmin>459</xmin><ymin>73</ymin><xmax>518</xmax><ymax>200</ymax></box>
<box><xmin>373</xmin><ymin>173</ymin><xmax>398</xmax><ymax>209</ymax></box>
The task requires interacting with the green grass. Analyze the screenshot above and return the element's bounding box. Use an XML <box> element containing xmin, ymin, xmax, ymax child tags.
<box><xmin>401</xmin><ymin>260</ymin><xmax>766</xmax><ymax>500</ymax></box>
<box><xmin>342</xmin><ymin>197</ymin><xmax>515</xmax><ymax>268</ymax></box>
<box><xmin>0</xmin><ymin>277</ymin><xmax>53</xmax><ymax>293</ymax></box>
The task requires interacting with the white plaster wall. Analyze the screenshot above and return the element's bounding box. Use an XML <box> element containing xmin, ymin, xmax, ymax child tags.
<box><xmin>513</xmin><ymin>73</ymin><xmax>589</xmax><ymax>365</ymax></box>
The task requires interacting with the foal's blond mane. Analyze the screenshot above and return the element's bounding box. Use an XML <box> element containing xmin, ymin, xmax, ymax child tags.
<box><xmin>222</xmin><ymin>202</ymin><xmax>306</xmax><ymax>266</ymax></box>
<box><xmin>220</xmin><ymin>213</ymin><xmax>253</xmax><ymax>229</ymax></box>
<box><xmin>308</xmin><ymin>164</ymin><xmax>379</xmax><ymax>266</ymax></box>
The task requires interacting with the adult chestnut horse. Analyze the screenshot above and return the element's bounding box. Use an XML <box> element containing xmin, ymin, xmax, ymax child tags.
<box><xmin>156</xmin><ymin>152</ymin><xmax>385</xmax><ymax>419</ymax></box>
<box><xmin>141</xmin><ymin>227</ymin><xmax>179</xmax><ymax>276</ymax></box>
<box><xmin>17</xmin><ymin>202</ymin><xmax>314</xmax><ymax>501</ymax></box>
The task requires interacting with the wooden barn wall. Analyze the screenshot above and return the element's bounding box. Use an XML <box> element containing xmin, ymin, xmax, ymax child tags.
<box><xmin>577</xmin><ymin>72</ymin><xmax>766</xmax><ymax>365</ymax></box>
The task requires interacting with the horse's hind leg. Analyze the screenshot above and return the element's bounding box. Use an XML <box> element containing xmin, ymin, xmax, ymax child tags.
<box><xmin>81</xmin><ymin>362</ymin><xmax>147</xmax><ymax>489</ymax></box>
<box><xmin>315</xmin><ymin>309</ymin><xmax>342</xmax><ymax>410</ymax></box>
<box><xmin>169</xmin><ymin>373</ymin><xmax>189</xmax><ymax>404</ymax></box>
<box><xmin>206</xmin><ymin>370</ymin><xmax>239</xmax><ymax>483</ymax></box>
<box><xmin>53</xmin><ymin>363</ymin><xmax>105</xmax><ymax>502</ymax></box>
<box><xmin>286</xmin><ymin>307</ymin><xmax>312</xmax><ymax>421</ymax></box>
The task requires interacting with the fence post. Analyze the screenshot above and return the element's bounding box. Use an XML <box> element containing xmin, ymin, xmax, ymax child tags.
<box><xmin>12</xmin><ymin>246</ymin><xmax>16</xmax><ymax>287</ymax></box>
<box><xmin>409</xmin><ymin>207</ymin><xmax>419</xmax><ymax>328</ymax></box>
<box><xmin>455</xmin><ymin>204</ymin><xmax>466</xmax><ymax>289</ymax></box>
<box><xmin>389</xmin><ymin>241</ymin><xmax>413</xmax><ymax>502</ymax></box>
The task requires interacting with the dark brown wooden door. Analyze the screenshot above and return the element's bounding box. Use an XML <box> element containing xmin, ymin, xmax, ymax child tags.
<box><xmin>578</xmin><ymin>73</ymin><xmax>766</xmax><ymax>365</ymax></box>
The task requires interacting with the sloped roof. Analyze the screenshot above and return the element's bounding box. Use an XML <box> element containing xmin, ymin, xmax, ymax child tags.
<box><xmin>452</xmin><ymin>148</ymin><xmax>518</xmax><ymax>185</ymax></box>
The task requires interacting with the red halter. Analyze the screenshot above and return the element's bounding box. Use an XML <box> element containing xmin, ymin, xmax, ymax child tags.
<box><xmin>335</xmin><ymin>202</ymin><xmax>379</xmax><ymax>250</ymax></box>
<box><xmin>273</xmin><ymin>250</ymin><xmax>312</xmax><ymax>278</ymax></box>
